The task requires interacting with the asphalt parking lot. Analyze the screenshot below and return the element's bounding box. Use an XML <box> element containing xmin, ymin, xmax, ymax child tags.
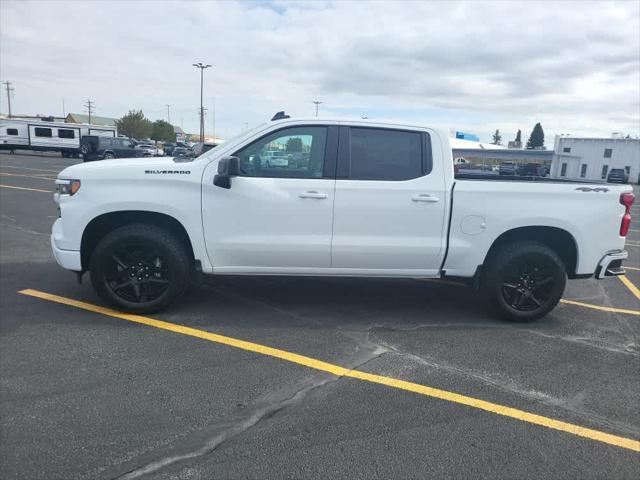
<box><xmin>1</xmin><ymin>152</ymin><xmax>639</xmax><ymax>479</ymax></box>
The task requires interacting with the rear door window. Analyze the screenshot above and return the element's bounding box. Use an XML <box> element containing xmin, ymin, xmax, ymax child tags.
<box><xmin>347</xmin><ymin>128</ymin><xmax>425</xmax><ymax>181</ymax></box>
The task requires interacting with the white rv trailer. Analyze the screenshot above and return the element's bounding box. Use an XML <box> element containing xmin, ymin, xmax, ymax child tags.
<box><xmin>0</xmin><ymin>117</ymin><xmax>117</xmax><ymax>156</ymax></box>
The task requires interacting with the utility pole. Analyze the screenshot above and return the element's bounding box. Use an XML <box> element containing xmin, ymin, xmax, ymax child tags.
<box><xmin>84</xmin><ymin>99</ymin><xmax>94</xmax><ymax>124</ymax></box>
<box><xmin>312</xmin><ymin>100</ymin><xmax>323</xmax><ymax>117</ymax></box>
<box><xmin>212</xmin><ymin>97</ymin><xmax>215</xmax><ymax>143</ymax></box>
<box><xmin>62</xmin><ymin>99</ymin><xmax>66</xmax><ymax>118</ymax></box>
<box><xmin>193</xmin><ymin>62</ymin><xmax>211</xmax><ymax>143</ymax></box>
<box><xmin>3</xmin><ymin>81</ymin><xmax>14</xmax><ymax>118</ymax></box>
<box><xmin>165</xmin><ymin>104</ymin><xmax>171</xmax><ymax>124</ymax></box>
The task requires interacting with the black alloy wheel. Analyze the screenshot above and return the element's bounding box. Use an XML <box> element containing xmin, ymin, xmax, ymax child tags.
<box><xmin>90</xmin><ymin>224</ymin><xmax>190</xmax><ymax>313</ymax></box>
<box><xmin>482</xmin><ymin>241</ymin><xmax>566</xmax><ymax>322</ymax></box>
<box><xmin>105</xmin><ymin>245</ymin><xmax>170</xmax><ymax>303</ymax></box>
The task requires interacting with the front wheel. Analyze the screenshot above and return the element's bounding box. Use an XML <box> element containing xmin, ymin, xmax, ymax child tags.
<box><xmin>481</xmin><ymin>241</ymin><xmax>566</xmax><ymax>322</ymax></box>
<box><xmin>89</xmin><ymin>224</ymin><xmax>191</xmax><ymax>313</ymax></box>
<box><xmin>104</xmin><ymin>152</ymin><xmax>115</xmax><ymax>159</ymax></box>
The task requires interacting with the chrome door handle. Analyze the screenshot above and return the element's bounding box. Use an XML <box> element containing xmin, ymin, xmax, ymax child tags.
<box><xmin>299</xmin><ymin>191</ymin><xmax>327</xmax><ymax>199</ymax></box>
<box><xmin>412</xmin><ymin>194</ymin><xmax>439</xmax><ymax>203</ymax></box>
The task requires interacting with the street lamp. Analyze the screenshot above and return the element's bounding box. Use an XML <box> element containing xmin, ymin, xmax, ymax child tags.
<box><xmin>193</xmin><ymin>62</ymin><xmax>211</xmax><ymax>143</ymax></box>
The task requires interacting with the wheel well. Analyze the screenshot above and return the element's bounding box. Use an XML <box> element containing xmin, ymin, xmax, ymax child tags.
<box><xmin>81</xmin><ymin>211</ymin><xmax>195</xmax><ymax>271</ymax></box>
<box><xmin>485</xmin><ymin>226</ymin><xmax>578</xmax><ymax>277</ymax></box>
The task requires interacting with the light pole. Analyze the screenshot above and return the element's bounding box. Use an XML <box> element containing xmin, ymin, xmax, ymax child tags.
<box><xmin>193</xmin><ymin>62</ymin><xmax>211</xmax><ymax>143</ymax></box>
<box><xmin>312</xmin><ymin>100</ymin><xmax>323</xmax><ymax>117</ymax></box>
<box><xmin>165</xmin><ymin>104</ymin><xmax>171</xmax><ymax>124</ymax></box>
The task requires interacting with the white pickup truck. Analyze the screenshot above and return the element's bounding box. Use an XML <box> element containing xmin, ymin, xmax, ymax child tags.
<box><xmin>51</xmin><ymin>116</ymin><xmax>635</xmax><ymax>321</ymax></box>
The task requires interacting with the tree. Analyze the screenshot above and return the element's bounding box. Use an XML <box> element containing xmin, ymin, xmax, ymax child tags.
<box><xmin>526</xmin><ymin>123</ymin><xmax>545</xmax><ymax>149</ymax></box>
<box><xmin>515</xmin><ymin>129</ymin><xmax>521</xmax><ymax>143</ymax></box>
<box><xmin>151</xmin><ymin>120</ymin><xmax>175</xmax><ymax>143</ymax></box>
<box><xmin>286</xmin><ymin>137</ymin><xmax>303</xmax><ymax>152</ymax></box>
<box><xmin>116</xmin><ymin>110</ymin><xmax>152</xmax><ymax>139</ymax></box>
<box><xmin>491</xmin><ymin>129</ymin><xmax>502</xmax><ymax>145</ymax></box>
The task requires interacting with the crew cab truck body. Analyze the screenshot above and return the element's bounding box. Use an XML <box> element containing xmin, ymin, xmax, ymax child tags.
<box><xmin>52</xmin><ymin>118</ymin><xmax>634</xmax><ymax>321</ymax></box>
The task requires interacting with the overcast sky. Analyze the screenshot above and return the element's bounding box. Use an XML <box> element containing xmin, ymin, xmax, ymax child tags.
<box><xmin>1</xmin><ymin>0</ymin><xmax>638</xmax><ymax>143</ymax></box>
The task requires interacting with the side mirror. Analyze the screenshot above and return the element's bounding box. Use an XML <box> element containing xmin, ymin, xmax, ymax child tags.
<box><xmin>214</xmin><ymin>156</ymin><xmax>240</xmax><ymax>189</ymax></box>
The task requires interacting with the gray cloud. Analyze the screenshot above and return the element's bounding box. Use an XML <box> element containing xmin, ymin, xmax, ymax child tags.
<box><xmin>0</xmin><ymin>0</ymin><xmax>638</xmax><ymax>142</ymax></box>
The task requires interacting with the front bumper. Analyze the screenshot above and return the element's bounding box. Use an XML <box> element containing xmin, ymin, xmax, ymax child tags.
<box><xmin>51</xmin><ymin>219</ymin><xmax>81</xmax><ymax>271</ymax></box>
<box><xmin>595</xmin><ymin>250</ymin><xmax>628</xmax><ymax>279</ymax></box>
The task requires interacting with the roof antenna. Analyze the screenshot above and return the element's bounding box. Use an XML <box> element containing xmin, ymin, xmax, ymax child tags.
<box><xmin>271</xmin><ymin>111</ymin><xmax>290</xmax><ymax>121</ymax></box>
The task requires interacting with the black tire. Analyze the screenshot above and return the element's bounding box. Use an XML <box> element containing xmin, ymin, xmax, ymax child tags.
<box><xmin>89</xmin><ymin>224</ymin><xmax>191</xmax><ymax>313</ymax></box>
<box><xmin>80</xmin><ymin>143</ymin><xmax>90</xmax><ymax>155</ymax></box>
<box><xmin>104</xmin><ymin>152</ymin><xmax>115</xmax><ymax>159</ymax></box>
<box><xmin>481</xmin><ymin>241</ymin><xmax>566</xmax><ymax>322</ymax></box>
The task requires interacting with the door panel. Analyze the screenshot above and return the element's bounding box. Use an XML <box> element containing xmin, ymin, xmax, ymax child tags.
<box><xmin>203</xmin><ymin>177</ymin><xmax>335</xmax><ymax>269</ymax></box>
<box><xmin>331</xmin><ymin>127</ymin><xmax>447</xmax><ymax>272</ymax></box>
<box><xmin>202</xmin><ymin>125</ymin><xmax>337</xmax><ymax>271</ymax></box>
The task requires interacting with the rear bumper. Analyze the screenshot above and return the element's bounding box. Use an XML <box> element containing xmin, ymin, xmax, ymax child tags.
<box><xmin>595</xmin><ymin>250</ymin><xmax>628</xmax><ymax>279</ymax></box>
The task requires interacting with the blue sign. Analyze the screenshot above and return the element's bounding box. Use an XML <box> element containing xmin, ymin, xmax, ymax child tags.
<box><xmin>456</xmin><ymin>131</ymin><xmax>480</xmax><ymax>142</ymax></box>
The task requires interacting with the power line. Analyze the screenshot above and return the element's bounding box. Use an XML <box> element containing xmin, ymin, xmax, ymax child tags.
<box><xmin>3</xmin><ymin>81</ymin><xmax>14</xmax><ymax>118</ymax></box>
<box><xmin>84</xmin><ymin>99</ymin><xmax>95</xmax><ymax>124</ymax></box>
<box><xmin>312</xmin><ymin>100</ymin><xmax>323</xmax><ymax>117</ymax></box>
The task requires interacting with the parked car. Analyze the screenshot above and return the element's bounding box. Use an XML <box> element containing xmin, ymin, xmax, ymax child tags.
<box><xmin>80</xmin><ymin>136</ymin><xmax>143</xmax><ymax>161</ymax></box>
<box><xmin>191</xmin><ymin>142</ymin><xmax>217</xmax><ymax>157</ymax></box>
<box><xmin>518</xmin><ymin>163</ymin><xmax>544</xmax><ymax>177</ymax></box>
<box><xmin>163</xmin><ymin>143</ymin><xmax>176</xmax><ymax>156</ymax></box>
<box><xmin>607</xmin><ymin>168</ymin><xmax>629</xmax><ymax>184</ymax></box>
<box><xmin>172</xmin><ymin>146</ymin><xmax>192</xmax><ymax>158</ymax></box>
<box><xmin>256</xmin><ymin>150</ymin><xmax>289</xmax><ymax>168</ymax></box>
<box><xmin>135</xmin><ymin>144</ymin><xmax>155</xmax><ymax>157</ymax></box>
<box><xmin>499</xmin><ymin>162</ymin><xmax>518</xmax><ymax>175</ymax></box>
<box><xmin>52</xmin><ymin>115</ymin><xmax>634</xmax><ymax>322</ymax></box>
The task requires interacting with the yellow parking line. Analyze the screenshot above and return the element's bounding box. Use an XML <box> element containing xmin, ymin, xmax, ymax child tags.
<box><xmin>0</xmin><ymin>165</ymin><xmax>60</xmax><ymax>173</ymax></box>
<box><xmin>619</xmin><ymin>276</ymin><xmax>640</xmax><ymax>301</ymax></box>
<box><xmin>0</xmin><ymin>172</ymin><xmax>56</xmax><ymax>181</ymax></box>
<box><xmin>559</xmin><ymin>299</ymin><xmax>640</xmax><ymax>316</ymax></box>
<box><xmin>17</xmin><ymin>288</ymin><xmax>640</xmax><ymax>453</ymax></box>
<box><xmin>0</xmin><ymin>184</ymin><xmax>51</xmax><ymax>193</ymax></box>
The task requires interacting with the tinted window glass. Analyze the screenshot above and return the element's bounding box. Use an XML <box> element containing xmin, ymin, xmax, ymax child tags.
<box><xmin>560</xmin><ymin>163</ymin><xmax>567</xmax><ymax>176</ymax></box>
<box><xmin>349</xmin><ymin>128</ymin><xmax>423</xmax><ymax>180</ymax></box>
<box><xmin>601</xmin><ymin>165</ymin><xmax>608</xmax><ymax>178</ymax></box>
<box><xmin>604</xmin><ymin>148</ymin><xmax>612</xmax><ymax>158</ymax></box>
<box><xmin>235</xmin><ymin>127</ymin><xmax>327</xmax><ymax>178</ymax></box>
<box><xmin>34</xmin><ymin>127</ymin><xmax>52</xmax><ymax>137</ymax></box>
<box><xmin>562</xmin><ymin>147</ymin><xmax>571</xmax><ymax>153</ymax></box>
<box><xmin>101</xmin><ymin>138</ymin><xmax>113</xmax><ymax>148</ymax></box>
<box><xmin>7</xmin><ymin>128</ymin><xmax>18</xmax><ymax>135</ymax></box>
<box><xmin>580</xmin><ymin>164</ymin><xmax>587</xmax><ymax>177</ymax></box>
<box><xmin>58</xmin><ymin>129</ymin><xmax>75</xmax><ymax>139</ymax></box>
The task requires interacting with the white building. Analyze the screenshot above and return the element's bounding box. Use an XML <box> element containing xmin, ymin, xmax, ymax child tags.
<box><xmin>550</xmin><ymin>135</ymin><xmax>639</xmax><ymax>184</ymax></box>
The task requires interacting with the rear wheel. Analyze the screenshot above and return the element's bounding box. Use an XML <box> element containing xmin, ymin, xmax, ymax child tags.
<box><xmin>481</xmin><ymin>241</ymin><xmax>566</xmax><ymax>322</ymax></box>
<box><xmin>80</xmin><ymin>143</ymin><xmax>90</xmax><ymax>155</ymax></box>
<box><xmin>89</xmin><ymin>224</ymin><xmax>190</xmax><ymax>313</ymax></box>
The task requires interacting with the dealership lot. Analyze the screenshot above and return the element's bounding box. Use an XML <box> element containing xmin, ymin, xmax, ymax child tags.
<box><xmin>1</xmin><ymin>152</ymin><xmax>639</xmax><ymax>479</ymax></box>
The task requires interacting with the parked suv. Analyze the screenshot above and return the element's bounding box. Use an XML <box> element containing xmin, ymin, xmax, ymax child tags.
<box><xmin>607</xmin><ymin>168</ymin><xmax>629</xmax><ymax>184</ymax></box>
<box><xmin>499</xmin><ymin>162</ymin><xmax>518</xmax><ymax>175</ymax></box>
<box><xmin>80</xmin><ymin>136</ymin><xmax>143</xmax><ymax>161</ymax></box>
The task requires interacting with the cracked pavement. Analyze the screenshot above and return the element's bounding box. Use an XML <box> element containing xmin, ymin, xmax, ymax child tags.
<box><xmin>1</xmin><ymin>153</ymin><xmax>639</xmax><ymax>479</ymax></box>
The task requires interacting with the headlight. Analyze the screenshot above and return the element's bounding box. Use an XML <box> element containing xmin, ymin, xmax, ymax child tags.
<box><xmin>55</xmin><ymin>179</ymin><xmax>81</xmax><ymax>196</ymax></box>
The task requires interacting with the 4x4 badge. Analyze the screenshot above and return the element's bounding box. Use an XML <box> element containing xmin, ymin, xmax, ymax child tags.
<box><xmin>575</xmin><ymin>187</ymin><xmax>609</xmax><ymax>192</ymax></box>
